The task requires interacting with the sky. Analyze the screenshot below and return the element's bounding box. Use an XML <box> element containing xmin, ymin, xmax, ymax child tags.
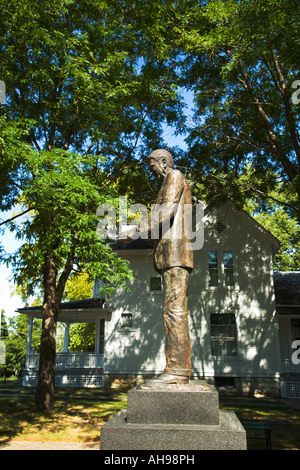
<box><xmin>0</xmin><ymin>219</ymin><xmax>23</xmax><ymax>318</ymax></box>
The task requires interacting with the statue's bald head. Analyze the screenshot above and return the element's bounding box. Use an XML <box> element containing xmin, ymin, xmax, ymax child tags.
<box><xmin>147</xmin><ymin>149</ymin><xmax>174</xmax><ymax>169</ymax></box>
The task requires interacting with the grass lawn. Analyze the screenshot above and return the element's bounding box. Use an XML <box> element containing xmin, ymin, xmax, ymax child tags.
<box><xmin>0</xmin><ymin>382</ymin><xmax>299</xmax><ymax>449</ymax></box>
<box><xmin>0</xmin><ymin>383</ymin><xmax>127</xmax><ymax>444</ymax></box>
<box><xmin>219</xmin><ymin>398</ymin><xmax>300</xmax><ymax>450</ymax></box>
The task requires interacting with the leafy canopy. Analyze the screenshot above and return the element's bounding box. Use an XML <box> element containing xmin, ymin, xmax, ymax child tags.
<box><xmin>5</xmin><ymin>149</ymin><xmax>133</xmax><ymax>299</ymax></box>
<box><xmin>179</xmin><ymin>0</ymin><xmax>300</xmax><ymax>220</ymax></box>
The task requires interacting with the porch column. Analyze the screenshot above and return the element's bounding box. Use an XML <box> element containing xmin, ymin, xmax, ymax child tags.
<box><xmin>95</xmin><ymin>317</ymin><xmax>105</xmax><ymax>369</ymax></box>
<box><xmin>25</xmin><ymin>315</ymin><xmax>34</xmax><ymax>369</ymax></box>
<box><xmin>63</xmin><ymin>322</ymin><xmax>70</xmax><ymax>353</ymax></box>
<box><xmin>95</xmin><ymin>317</ymin><xmax>100</xmax><ymax>354</ymax></box>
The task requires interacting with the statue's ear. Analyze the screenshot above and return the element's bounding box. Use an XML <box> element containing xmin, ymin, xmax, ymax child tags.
<box><xmin>161</xmin><ymin>157</ymin><xmax>168</xmax><ymax>169</ymax></box>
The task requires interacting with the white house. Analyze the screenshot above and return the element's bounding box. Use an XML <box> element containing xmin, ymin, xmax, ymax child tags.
<box><xmin>273</xmin><ymin>271</ymin><xmax>300</xmax><ymax>398</ymax></box>
<box><xmin>19</xmin><ymin>201</ymin><xmax>300</xmax><ymax>398</ymax></box>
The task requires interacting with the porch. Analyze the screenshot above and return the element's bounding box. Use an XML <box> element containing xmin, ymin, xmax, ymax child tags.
<box><xmin>17</xmin><ymin>298</ymin><xmax>112</xmax><ymax>388</ymax></box>
<box><xmin>25</xmin><ymin>352</ymin><xmax>105</xmax><ymax>386</ymax></box>
<box><xmin>27</xmin><ymin>352</ymin><xmax>104</xmax><ymax>370</ymax></box>
<box><xmin>280</xmin><ymin>359</ymin><xmax>300</xmax><ymax>399</ymax></box>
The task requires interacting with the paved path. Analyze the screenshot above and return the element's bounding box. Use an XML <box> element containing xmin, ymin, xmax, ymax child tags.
<box><xmin>0</xmin><ymin>441</ymin><xmax>100</xmax><ymax>450</ymax></box>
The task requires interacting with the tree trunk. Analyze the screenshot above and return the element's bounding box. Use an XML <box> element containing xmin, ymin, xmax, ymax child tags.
<box><xmin>35</xmin><ymin>256</ymin><xmax>58</xmax><ymax>413</ymax></box>
<box><xmin>34</xmin><ymin>245</ymin><xmax>76</xmax><ymax>413</ymax></box>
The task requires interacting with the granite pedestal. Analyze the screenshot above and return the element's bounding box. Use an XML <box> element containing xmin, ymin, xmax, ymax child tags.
<box><xmin>100</xmin><ymin>380</ymin><xmax>247</xmax><ymax>450</ymax></box>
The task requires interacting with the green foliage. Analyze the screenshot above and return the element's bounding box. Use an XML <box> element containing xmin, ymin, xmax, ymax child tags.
<box><xmin>0</xmin><ymin>0</ymin><xmax>190</xmax><ymax>300</ymax></box>
<box><xmin>0</xmin><ymin>116</ymin><xmax>33</xmax><ymax>211</ymax></box>
<box><xmin>63</xmin><ymin>272</ymin><xmax>93</xmax><ymax>302</ymax></box>
<box><xmin>0</xmin><ymin>3</ymin><xmax>190</xmax><ymax>404</ymax></box>
<box><xmin>5</xmin><ymin>149</ymin><xmax>134</xmax><ymax>299</ymax></box>
<box><xmin>180</xmin><ymin>0</ymin><xmax>300</xmax><ymax>221</ymax></box>
<box><xmin>0</xmin><ymin>313</ymin><xmax>41</xmax><ymax>377</ymax></box>
<box><xmin>0</xmin><ymin>0</ymin><xmax>185</xmax><ymax>162</ymax></box>
<box><xmin>68</xmin><ymin>323</ymin><xmax>96</xmax><ymax>352</ymax></box>
<box><xmin>0</xmin><ymin>309</ymin><xmax>8</xmax><ymax>339</ymax></box>
<box><xmin>244</xmin><ymin>195</ymin><xmax>300</xmax><ymax>271</ymax></box>
<box><xmin>63</xmin><ymin>272</ymin><xmax>95</xmax><ymax>352</ymax></box>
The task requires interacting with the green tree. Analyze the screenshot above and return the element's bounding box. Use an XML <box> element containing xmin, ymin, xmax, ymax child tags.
<box><xmin>0</xmin><ymin>0</ymin><xmax>186</xmax><ymax>411</ymax></box>
<box><xmin>0</xmin><ymin>309</ymin><xmax>8</xmax><ymax>339</ymax></box>
<box><xmin>64</xmin><ymin>271</ymin><xmax>95</xmax><ymax>352</ymax></box>
<box><xmin>243</xmin><ymin>190</ymin><xmax>300</xmax><ymax>271</ymax></box>
<box><xmin>180</xmin><ymin>0</ymin><xmax>300</xmax><ymax>220</ymax></box>
<box><xmin>0</xmin><ymin>117</ymin><xmax>31</xmax><ymax>212</ymax></box>
<box><xmin>63</xmin><ymin>272</ymin><xmax>93</xmax><ymax>302</ymax></box>
<box><xmin>5</xmin><ymin>150</ymin><xmax>133</xmax><ymax>411</ymax></box>
<box><xmin>68</xmin><ymin>323</ymin><xmax>96</xmax><ymax>353</ymax></box>
<box><xmin>1</xmin><ymin>313</ymin><xmax>42</xmax><ymax>378</ymax></box>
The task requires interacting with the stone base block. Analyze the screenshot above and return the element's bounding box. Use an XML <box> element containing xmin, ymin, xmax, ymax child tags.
<box><xmin>127</xmin><ymin>380</ymin><xmax>219</xmax><ymax>425</ymax></box>
<box><xmin>100</xmin><ymin>409</ymin><xmax>247</xmax><ymax>450</ymax></box>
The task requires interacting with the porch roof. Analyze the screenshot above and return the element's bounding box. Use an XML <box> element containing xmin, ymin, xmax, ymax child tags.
<box><xmin>113</xmin><ymin>238</ymin><xmax>154</xmax><ymax>251</ymax></box>
<box><xmin>17</xmin><ymin>298</ymin><xmax>113</xmax><ymax>322</ymax></box>
<box><xmin>274</xmin><ymin>271</ymin><xmax>300</xmax><ymax>315</ymax></box>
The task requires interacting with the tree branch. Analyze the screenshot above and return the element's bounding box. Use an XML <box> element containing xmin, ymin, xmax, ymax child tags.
<box><xmin>177</xmin><ymin>165</ymin><xmax>296</xmax><ymax>211</ymax></box>
<box><xmin>55</xmin><ymin>234</ymin><xmax>78</xmax><ymax>304</ymax></box>
<box><xmin>0</xmin><ymin>208</ymin><xmax>33</xmax><ymax>227</ymax></box>
<box><xmin>231</xmin><ymin>52</ymin><xmax>298</xmax><ymax>184</ymax></box>
<box><xmin>269</xmin><ymin>47</ymin><xmax>300</xmax><ymax>165</ymax></box>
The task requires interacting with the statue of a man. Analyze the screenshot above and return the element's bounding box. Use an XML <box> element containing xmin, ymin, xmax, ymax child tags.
<box><xmin>122</xmin><ymin>149</ymin><xmax>194</xmax><ymax>385</ymax></box>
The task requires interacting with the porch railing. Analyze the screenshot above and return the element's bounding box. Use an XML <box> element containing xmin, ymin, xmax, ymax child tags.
<box><xmin>28</xmin><ymin>352</ymin><xmax>104</xmax><ymax>370</ymax></box>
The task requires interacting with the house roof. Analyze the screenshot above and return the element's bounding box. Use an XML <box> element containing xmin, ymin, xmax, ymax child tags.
<box><xmin>274</xmin><ymin>271</ymin><xmax>300</xmax><ymax>314</ymax></box>
<box><xmin>17</xmin><ymin>298</ymin><xmax>106</xmax><ymax>313</ymax></box>
<box><xmin>17</xmin><ymin>298</ymin><xmax>113</xmax><ymax>322</ymax></box>
<box><xmin>113</xmin><ymin>238</ymin><xmax>154</xmax><ymax>251</ymax></box>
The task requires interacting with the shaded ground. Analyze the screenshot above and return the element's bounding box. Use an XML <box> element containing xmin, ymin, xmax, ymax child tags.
<box><xmin>0</xmin><ymin>385</ymin><xmax>127</xmax><ymax>446</ymax></box>
<box><xmin>0</xmin><ymin>440</ymin><xmax>99</xmax><ymax>450</ymax></box>
<box><xmin>219</xmin><ymin>397</ymin><xmax>300</xmax><ymax>450</ymax></box>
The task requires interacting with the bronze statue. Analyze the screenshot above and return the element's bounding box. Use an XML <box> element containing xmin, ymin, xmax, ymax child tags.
<box><xmin>147</xmin><ymin>149</ymin><xmax>193</xmax><ymax>385</ymax></box>
<box><xmin>121</xmin><ymin>149</ymin><xmax>194</xmax><ymax>385</ymax></box>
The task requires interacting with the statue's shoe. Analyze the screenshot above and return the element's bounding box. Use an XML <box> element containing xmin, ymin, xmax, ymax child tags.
<box><xmin>153</xmin><ymin>373</ymin><xmax>189</xmax><ymax>384</ymax></box>
<box><xmin>138</xmin><ymin>373</ymin><xmax>189</xmax><ymax>388</ymax></box>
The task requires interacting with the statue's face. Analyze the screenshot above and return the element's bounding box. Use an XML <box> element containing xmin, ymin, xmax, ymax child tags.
<box><xmin>148</xmin><ymin>157</ymin><xmax>167</xmax><ymax>180</ymax></box>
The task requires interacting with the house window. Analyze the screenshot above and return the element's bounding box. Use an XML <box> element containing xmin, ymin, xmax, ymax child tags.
<box><xmin>291</xmin><ymin>319</ymin><xmax>300</xmax><ymax>341</ymax></box>
<box><xmin>223</xmin><ymin>251</ymin><xmax>234</xmax><ymax>286</ymax></box>
<box><xmin>150</xmin><ymin>276</ymin><xmax>162</xmax><ymax>291</ymax></box>
<box><xmin>214</xmin><ymin>220</ymin><xmax>226</xmax><ymax>234</ymax></box>
<box><xmin>208</xmin><ymin>251</ymin><xmax>219</xmax><ymax>286</ymax></box>
<box><xmin>210</xmin><ymin>313</ymin><xmax>237</xmax><ymax>356</ymax></box>
<box><xmin>208</xmin><ymin>250</ymin><xmax>234</xmax><ymax>287</ymax></box>
<box><xmin>120</xmin><ymin>313</ymin><xmax>133</xmax><ymax>329</ymax></box>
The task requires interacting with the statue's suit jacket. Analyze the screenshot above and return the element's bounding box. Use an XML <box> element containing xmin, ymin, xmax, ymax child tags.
<box><xmin>153</xmin><ymin>169</ymin><xmax>194</xmax><ymax>273</ymax></box>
